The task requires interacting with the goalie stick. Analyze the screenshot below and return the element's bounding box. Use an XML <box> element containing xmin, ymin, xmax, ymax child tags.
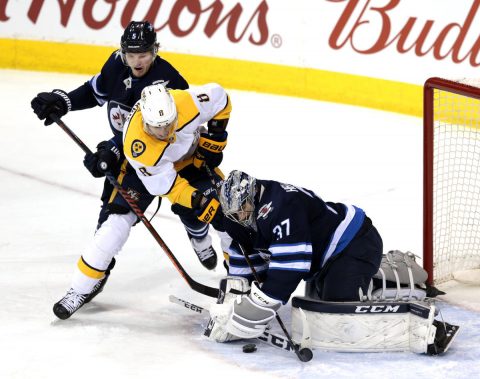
<box><xmin>169</xmin><ymin>294</ymin><xmax>308</xmax><ymax>355</ymax></box>
<box><xmin>49</xmin><ymin>114</ymin><xmax>225</xmax><ymax>299</ymax></box>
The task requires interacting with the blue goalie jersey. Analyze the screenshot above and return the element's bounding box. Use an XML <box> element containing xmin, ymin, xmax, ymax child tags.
<box><xmin>67</xmin><ymin>50</ymin><xmax>189</xmax><ymax>136</ymax></box>
<box><xmin>225</xmin><ymin>179</ymin><xmax>366</xmax><ymax>303</ymax></box>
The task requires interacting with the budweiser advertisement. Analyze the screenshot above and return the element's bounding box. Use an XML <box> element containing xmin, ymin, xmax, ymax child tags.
<box><xmin>1</xmin><ymin>0</ymin><xmax>480</xmax><ymax>84</ymax></box>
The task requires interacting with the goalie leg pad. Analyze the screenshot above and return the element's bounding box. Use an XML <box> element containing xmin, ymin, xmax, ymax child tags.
<box><xmin>291</xmin><ymin>297</ymin><xmax>441</xmax><ymax>354</ymax></box>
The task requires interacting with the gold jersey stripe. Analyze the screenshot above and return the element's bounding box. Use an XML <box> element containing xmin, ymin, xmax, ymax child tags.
<box><xmin>170</xmin><ymin>90</ymin><xmax>201</xmax><ymax>132</ymax></box>
<box><xmin>108</xmin><ymin>159</ymin><xmax>129</xmax><ymax>203</ymax></box>
<box><xmin>214</xmin><ymin>94</ymin><xmax>232</xmax><ymax>120</ymax></box>
<box><xmin>165</xmin><ymin>175</ymin><xmax>197</xmax><ymax>208</ymax></box>
<box><xmin>77</xmin><ymin>256</ymin><xmax>105</xmax><ymax>280</ymax></box>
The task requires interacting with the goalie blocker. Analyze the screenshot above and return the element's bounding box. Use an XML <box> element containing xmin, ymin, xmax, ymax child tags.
<box><xmin>291</xmin><ymin>298</ymin><xmax>458</xmax><ymax>355</ymax></box>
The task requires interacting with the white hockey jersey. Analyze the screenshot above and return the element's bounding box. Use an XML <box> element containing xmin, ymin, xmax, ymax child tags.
<box><xmin>122</xmin><ymin>83</ymin><xmax>231</xmax><ymax>208</ymax></box>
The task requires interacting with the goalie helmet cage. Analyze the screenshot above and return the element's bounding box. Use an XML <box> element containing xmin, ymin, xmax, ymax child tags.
<box><xmin>424</xmin><ymin>77</ymin><xmax>480</xmax><ymax>285</ymax></box>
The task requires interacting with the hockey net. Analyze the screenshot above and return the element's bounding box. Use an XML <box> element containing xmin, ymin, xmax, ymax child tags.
<box><xmin>424</xmin><ymin>77</ymin><xmax>480</xmax><ymax>285</ymax></box>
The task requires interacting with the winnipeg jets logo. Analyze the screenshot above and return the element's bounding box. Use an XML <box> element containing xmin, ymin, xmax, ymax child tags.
<box><xmin>108</xmin><ymin>102</ymin><xmax>132</xmax><ymax>132</ymax></box>
<box><xmin>124</xmin><ymin>76</ymin><xmax>132</xmax><ymax>89</ymax></box>
<box><xmin>257</xmin><ymin>202</ymin><xmax>273</xmax><ymax>220</ymax></box>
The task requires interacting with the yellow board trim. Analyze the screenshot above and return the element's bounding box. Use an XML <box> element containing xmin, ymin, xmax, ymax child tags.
<box><xmin>77</xmin><ymin>257</ymin><xmax>105</xmax><ymax>280</ymax></box>
<box><xmin>0</xmin><ymin>38</ymin><xmax>422</xmax><ymax>117</ymax></box>
<box><xmin>434</xmin><ymin>89</ymin><xmax>480</xmax><ymax>129</ymax></box>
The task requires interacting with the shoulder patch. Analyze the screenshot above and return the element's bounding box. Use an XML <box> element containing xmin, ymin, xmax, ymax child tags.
<box><xmin>124</xmin><ymin>107</ymin><xmax>169</xmax><ymax>166</ymax></box>
<box><xmin>131</xmin><ymin>139</ymin><xmax>146</xmax><ymax>158</ymax></box>
<box><xmin>257</xmin><ymin>201</ymin><xmax>274</xmax><ymax>220</ymax></box>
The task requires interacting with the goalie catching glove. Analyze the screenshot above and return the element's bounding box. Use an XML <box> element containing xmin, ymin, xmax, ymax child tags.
<box><xmin>193</xmin><ymin>132</ymin><xmax>227</xmax><ymax>169</ymax></box>
<box><xmin>207</xmin><ymin>279</ymin><xmax>281</xmax><ymax>342</ymax></box>
<box><xmin>226</xmin><ymin>281</ymin><xmax>281</xmax><ymax>339</ymax></box>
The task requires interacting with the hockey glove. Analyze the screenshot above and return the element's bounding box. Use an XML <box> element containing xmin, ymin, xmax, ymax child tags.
<box><xmin>31</xmin><ymin>89</ymin><xmax>71</xmax><ymax>126</ymax></box>
<box><xmin>193</xmin><ymin>132</ymin><xmax>227</xmax><ymax>169</ymax></box>
<box><xmin>83</xmin><ymin>140</ymin><xmax>121</xmax><ymax>178</ymax></box>
<box><xmin>225</xmin><ymin>281</ymin><xmax>281</xmax><ymax>339</ymax></box>
<box><xmin>192</xmin><ymin>191</ymin><xmax>222</xmax><ymax>224</ymax></box>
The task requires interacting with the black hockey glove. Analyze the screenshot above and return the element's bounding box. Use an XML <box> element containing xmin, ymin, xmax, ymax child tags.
<box><xmin>193</xmin><ymin>132</ymin><xmax>227</xmax><ymax>169</ymax></box>
<box><xmin>31</xmin><ymin>89</ymin><xmax>71</xmax><ymax>126</ymax></box>
<box><xmin>83</xmin><ymin>140</ymin><xmax>121</xmax><ymax>178</ymax></box>
<box><xmin>192</xmin><ymin>191</ymin><xmax>223</xmax><ymax>225</ymax></box>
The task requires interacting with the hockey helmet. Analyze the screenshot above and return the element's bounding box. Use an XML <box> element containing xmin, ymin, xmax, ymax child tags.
<box><xmin>220</xmin><ymin>170</ymin><xmax>257</xmax><ymax>229</ymax></box>
<box><xmin>140</xmin><ymin>84</ymin><xmax>178</xmax><ymax>141</ymax></box>
<box><xmin>121</xmin><ymin>21</ymin><xmax>158</xmax><ymax>55</ymax></box>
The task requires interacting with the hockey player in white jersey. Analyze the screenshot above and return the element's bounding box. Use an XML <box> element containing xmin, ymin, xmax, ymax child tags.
<box><xmin>122</xmin><ymin>83</ymin><xmax>232</xmax><ymax>260</ymax></box>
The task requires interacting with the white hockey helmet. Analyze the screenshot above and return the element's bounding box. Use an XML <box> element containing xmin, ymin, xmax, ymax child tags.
<box><xmin>220</xmin><ymin>170</ymin><xmax>257</xmax><ymax>229</ymax></box>
<box><xmin>140</xmin><ymin>83</ymin><xmax>177</xmax><ymax>141</ymax></box>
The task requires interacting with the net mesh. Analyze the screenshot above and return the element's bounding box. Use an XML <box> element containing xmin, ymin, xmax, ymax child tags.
<box><xmin>432</xmin><ymin>78</ymin><xmax>480</xmax><ymax>283</ymax></box>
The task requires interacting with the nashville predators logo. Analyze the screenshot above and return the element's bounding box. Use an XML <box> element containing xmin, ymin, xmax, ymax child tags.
<box><xmin>131</xmin><ymin>139</ymin><xmax>146</xmax><ymax>157</ymax></box>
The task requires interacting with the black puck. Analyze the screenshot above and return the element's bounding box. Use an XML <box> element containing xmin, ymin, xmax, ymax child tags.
<box><xmin>242</xmin><ymin>343</ymin><xmax>257</xmax><ymax>353</ymax></box>
<box><xmin>298</xmin><ymin>348</ymin><xmax>313</xmax><ymax>362</ymax></box>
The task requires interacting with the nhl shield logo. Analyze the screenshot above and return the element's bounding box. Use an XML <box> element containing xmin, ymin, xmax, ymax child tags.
<box><xmin>132</xmin><ymin>139</ymin><xmax>146</xmax><ymax>157</ymax></box>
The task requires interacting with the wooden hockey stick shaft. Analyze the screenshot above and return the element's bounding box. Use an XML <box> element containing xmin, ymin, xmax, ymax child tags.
<box><xmin>204</xmin><ymin>166</ymin><xmax>313</xmax><ymax>362</ymax></box>
<box><xmin>50</xmin><ymin>114</ymin><xmax>219</xmax><ymax>298</ymax></box>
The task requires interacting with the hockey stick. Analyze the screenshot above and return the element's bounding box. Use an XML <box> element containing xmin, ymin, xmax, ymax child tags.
<box><xmin>169</xmin><ymin>294</ymin><xmax>299</xmax><ymax>354</ymax></box>
<box><xmin>49</xmin><ymin>114</ymin><xmax>220</xmax><ymax>298</ymax></box>
<box><xmin>204</xmin><ymin>166</ymin><xmax>313</xmax><ymax>362</ymax></box>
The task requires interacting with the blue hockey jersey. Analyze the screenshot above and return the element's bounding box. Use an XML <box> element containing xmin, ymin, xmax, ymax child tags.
<box><xmin>66</xmin><ymin>50</ymin><xmax>188</xmax><ymax>136</ymax></box>
<box><xmin>225</xmin><ymin>179</ymin><xmax>366</xmax><ymax>303</ymax></box>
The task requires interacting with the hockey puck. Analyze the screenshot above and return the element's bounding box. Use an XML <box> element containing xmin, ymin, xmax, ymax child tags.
<box><xmin>242</xmin><ymin>343</ymin><xmax>257</xmax><ymax>353</ymax></box>
<box><xmin>298</xmin><ymin>347</ymin><xmax>313</xmax><ymax>362</ymax></box>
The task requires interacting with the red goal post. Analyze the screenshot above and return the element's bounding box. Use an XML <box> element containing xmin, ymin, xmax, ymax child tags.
<box><xmin>424</xmin><ymin>77</ymin><xmax>480</xmax><ymax>285</ymax></box>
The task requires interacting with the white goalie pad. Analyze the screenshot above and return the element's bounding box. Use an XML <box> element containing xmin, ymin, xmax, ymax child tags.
<box><xmin>368</xmin><ymin>250</ymin><xmax>429</xmax><ymax>301</ymax></box>
<box><xmin>291</xmin><ymin>297</ymin><xmax>440</xmax><ymax>354</ymax></box>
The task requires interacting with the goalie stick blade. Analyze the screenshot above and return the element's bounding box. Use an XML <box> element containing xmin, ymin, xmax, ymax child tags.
<box><xmin>168</xmin><ymin>295</ymin><xmax>304</xmax><ymax>356</ymax></box>
<box><xmin>168</xmin><ymin>295</ymin><xmax>207</xmax><ymax>315</ymax></box>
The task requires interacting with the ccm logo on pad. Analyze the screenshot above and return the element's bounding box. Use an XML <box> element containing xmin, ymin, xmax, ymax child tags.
<box><xmin>355</xmin><ymin>305</ymin><xmax>400</xmax><ymax>313</ymax></box>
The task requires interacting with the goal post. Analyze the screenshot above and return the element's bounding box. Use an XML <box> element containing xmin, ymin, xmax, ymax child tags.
<box><xmin>424</xmin><ymin>77</ymin><xmax>480</xmax><ymax>285</ymax></box>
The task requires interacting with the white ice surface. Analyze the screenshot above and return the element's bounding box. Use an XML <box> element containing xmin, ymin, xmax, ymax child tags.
<box><xmin>0</xmin><ymin>70</ymin><xmax>479</xmax><ymax>379</ymax></box>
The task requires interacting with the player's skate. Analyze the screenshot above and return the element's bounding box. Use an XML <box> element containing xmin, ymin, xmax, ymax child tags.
<box><xmin>190</xmin><ymin>236</ymin><xmax>217</xmax><ymax>270</ymax></box>
<box><xmin>53</xmin><ymin>288</ymin><xmax>89</xmax><ymax>320</ymax></box>
<box><xmin>53</xmin><ymin>258</ymin><xmax>115</xmax><ymax>319</ymax></box>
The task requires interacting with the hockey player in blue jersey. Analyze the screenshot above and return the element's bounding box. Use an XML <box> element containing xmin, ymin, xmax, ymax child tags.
<box><xmin>207</xmin><ymin>170</ymin><xmax>383</xmax><ymax>341</ymax></box>
<box><xmin>30</xmin><ymin>21</ymin><xmax>218</xmax><ymax>320</ymax></box>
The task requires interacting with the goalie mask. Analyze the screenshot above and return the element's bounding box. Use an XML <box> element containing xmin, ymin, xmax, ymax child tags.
<box><xmin>140</xmin><ymin>84</ymin><xmax>178</xmax><ymax>141</ymax></box>
<box><xmin>220</xmin><ymin>170</ymin><xmax>257</xmax><ymax>230</ymax></box>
